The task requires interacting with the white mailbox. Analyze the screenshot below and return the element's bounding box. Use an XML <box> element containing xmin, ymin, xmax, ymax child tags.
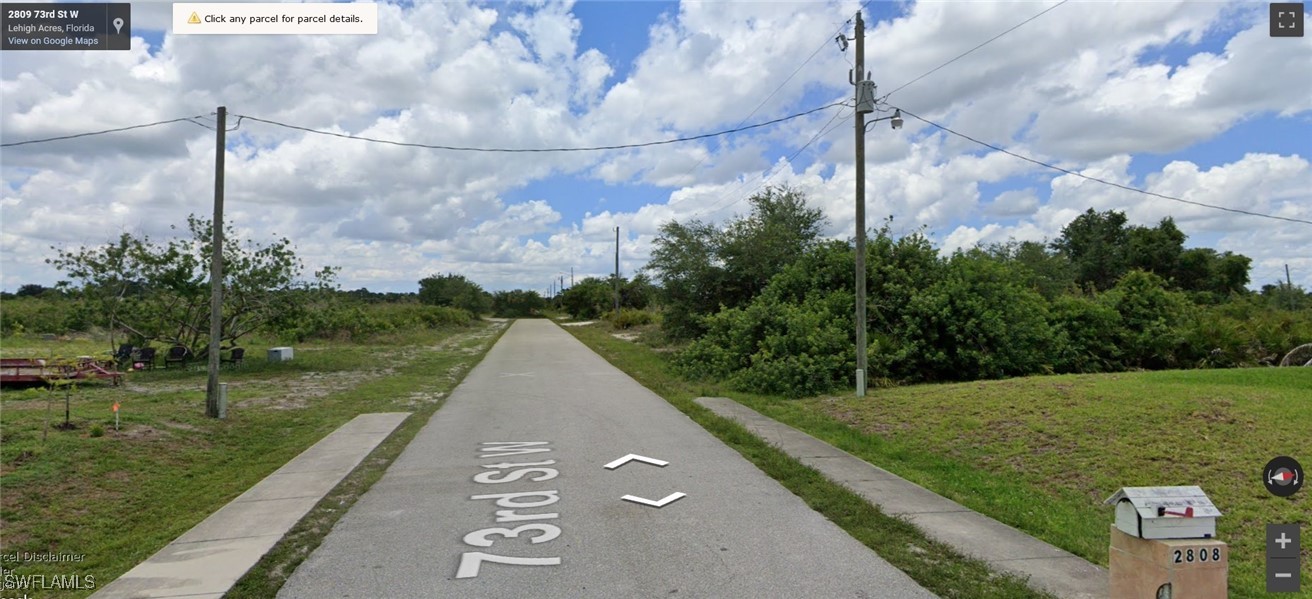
<box><xmin>267</xmin><ymin>347</ymin><xmax>294</xmax><ymax>362</ymax></box>
<box><xmin>1104</xmin><ymin>486</ymin><xmax>1221</xmax><ymax>540</ymax></box>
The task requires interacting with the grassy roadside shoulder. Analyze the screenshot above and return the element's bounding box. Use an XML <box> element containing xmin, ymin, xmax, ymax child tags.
<box><xmin>0</xmin><ymin>320</ymin><xmax>508</xmax><ymax>599</ymax></box>
<box><xmin>227</xmin><ymin>319</ymin><xmax>509</xmax><ymax>598</ymax></box>
<box><xmin>562</xmin><ymin>323</ymin><xmax>1055</xmax><ymax>599</ymax></box>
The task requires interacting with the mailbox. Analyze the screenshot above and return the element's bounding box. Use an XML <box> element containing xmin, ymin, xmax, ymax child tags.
<box><xmin>1104</xmin><ymin>486</ymin><xmax>1221</xmax><ymax>540</ymax></box>
<box><xmin>1106</xmin><ymin>486</ymin><xmax>1227</xmax><ymax>599</ymax></box>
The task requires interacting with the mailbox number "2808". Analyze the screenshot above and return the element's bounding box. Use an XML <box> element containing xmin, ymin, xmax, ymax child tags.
<box><xmin>1173</xmin><ymin>548</ymin><xmax>1221</xmax><ymax>564</ymax></box>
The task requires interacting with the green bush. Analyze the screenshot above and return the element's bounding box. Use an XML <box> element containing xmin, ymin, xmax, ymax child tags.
<box><xmin>271</xmin><ymin>301</ymin><xmax>472</xmax><ymax>341</ymax></box>
<box><xmin>609</xmin><ymin>308</ymin><xmax>654</xmax><ymax>329</ymax></box>
<box><xmin>0</xmin><ymin>296</ymin><xmax>96</xmax><ymax>336</ymax></box>
<box><xmin>880</xmin><ymin>251</ymin><xmax>1055</xmax><ymax>382</ymax></box>
<box><xmin>1101</xmin><ymin>270</ymin><xmax>1194</xmax><ymax>369</ymax></box>
<box><xmin>492</xmin><ymin>290</ymin><xmax>546</xmax><ymax>318</ymax></box>
<box><xmin>1050</xmin><ymin>294</ymin><xmax>1123</xmax><ymax>373</ymax></box>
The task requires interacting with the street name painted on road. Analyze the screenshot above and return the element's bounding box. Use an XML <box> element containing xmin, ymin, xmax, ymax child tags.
<box><xmin>456</xmin><ymin>441</ymin><xmax>563</xmax><ymax>579</ymax></box>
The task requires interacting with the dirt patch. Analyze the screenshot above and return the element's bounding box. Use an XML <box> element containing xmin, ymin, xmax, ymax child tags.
<box><xmin>402</xmin><ymin>391</ymin><xmax>446</xmax><ymax>407</ymax></box>
<box><xmin>611</xmin><ymin>332</ymin><xmax>640</xmax><ymax>342</ymax></box>
<box><xmin>114</xmin><ymin>425</ymin><xmax>168</xmax><ymax>440</ymax></box>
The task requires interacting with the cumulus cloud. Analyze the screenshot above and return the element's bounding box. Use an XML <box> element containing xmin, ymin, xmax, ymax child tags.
<box><xmin>2</xmin><ymin>0</ymin><xmax>1309</xmax><ymax>293</ymax></box>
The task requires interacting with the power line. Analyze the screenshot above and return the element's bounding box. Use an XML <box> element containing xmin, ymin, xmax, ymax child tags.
<box><xmin>672</xmin><ymin>5</ymin><xmax>866</xmax><ymax>185</ymax></box>
<box><xmin>697</xmin><ymin>103</ymin><xmax>853</xmax><ymax>219</ymax></box>
<box><xmin>897</xmin><ymin>107</ymin><xmax>1312</xmax><ymax>226</ymax></box>
<box><xmin>233</xmin><ymin>103</ymin><xmax>844</xmax><ymax>153</ymax></box>
<box><xmin>879</xmin><ymin>0</ymin><xmax>1069</xmax><ymax>101</ymax></box>
<box><xmin>1</xmin><ymin>115</ymin><xmax>209</xmax><ymax>148</ymax></box>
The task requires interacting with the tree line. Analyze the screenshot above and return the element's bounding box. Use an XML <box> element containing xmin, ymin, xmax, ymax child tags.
<box><xmin>642</xmin><ymin>187</ymin><xmax>1311</xmax><ymax>398</ymax></box>
<box><xmin>3</xmin><ymin>217</ymin><xmax>556</xmax><ymax>354</ymax></box>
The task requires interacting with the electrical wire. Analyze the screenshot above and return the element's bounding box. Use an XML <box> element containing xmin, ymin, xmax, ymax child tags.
<box><xmin>232</xmin><ymin>103</ymin><xmax>844</xmax><ymax>153</ymax></box>
<box><xmin>697</xmin><ymin>104</ymin><xmax>853</xmax><ymax>218</ymax></box>
<box><xmin>878</xmin><ymin>0</ymin><xmax>1069</xmax><ymax>102</ymax></box>
<box><xmin>1</xmin><ymin>115</ymin><xmax>210</xmax><ymax>148</ymax></box>
<box><xmin>650</xmin><ymin>2</ymin><xmax>875</xmax><ymax>190</ymax></box>
<box><xmin>896</xmin><ymin>107</ymin><xmax>1312</xmax><ymax>226</ymax></box>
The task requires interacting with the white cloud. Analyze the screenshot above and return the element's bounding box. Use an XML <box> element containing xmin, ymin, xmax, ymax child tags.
<box><xmin>2</xmin><ymin>0</ymin><xmax>1310</xmax><ymax>294</ymax></box>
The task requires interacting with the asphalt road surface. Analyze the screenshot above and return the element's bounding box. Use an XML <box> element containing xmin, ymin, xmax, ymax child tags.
<box><xmin>278</xmin><ymin>319</ymin><xmax>936</xmax><ymax>598</ymax></box>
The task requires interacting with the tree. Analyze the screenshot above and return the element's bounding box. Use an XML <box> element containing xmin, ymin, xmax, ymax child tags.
<box><xmin>718</xmin><ymin>186</ymin><xmax>827</xmax><ymax>306</ymax></box>
<box><xmin>418</xmin><ymin>274</ymin><xmax>492</xmax><ymax>315</ymax></box>
<box><xmin>1051</xmin><ymin>208</ymin><xmax>1129</xmax><ymax>291</ymax></box>
<box><xmin>647</xmin><ymin>186</ymin><xmax>826</xmax><ymax>339</ymax></box>
<box><xmin>1125</xmin><ymin>217</ymin><xmax>1185</xmax><ymax>277</ymax></box>
<box><xmin>49</xmin><ymin>215</ymin><xmax>331</xmax><ymax>357</ymax></box>
<box><xmin>491</xmin><ymin>289</ymin><xmax>546</xmax><ymax>318</ymax></box>
<box><xmin>984</xmin><ymin>239</ymin><xmax>1076</xmax><ymax>300</ymax></box>
<box><xmin>559</xmin><ymin>277</ymin><xmax>612</xmax><ymax>319</ymax></box>
<box><xmin>15</xmin><ymin>283</ymin><xmax>55</xmax><ymax>298</ymax></box>
<box><xmin>646</xmin><ymin>219</ymin><xmax>725</xmax><ymax>339</ymax></box>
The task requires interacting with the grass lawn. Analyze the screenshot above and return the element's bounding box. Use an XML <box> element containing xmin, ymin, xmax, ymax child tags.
<box><xmin>0</xmin><ymin>322</ymin><xmax>507</xmax><ymax>598</ymax></box>
<box><xmin>778</xmin><ymin>368</ymin><xmax>1311</xmax><ymax>599</ymax></box>
<box><xmin>565</xmin><ymin>322</ymin><xmax>1312</xmax><ymax>599</ymax></box>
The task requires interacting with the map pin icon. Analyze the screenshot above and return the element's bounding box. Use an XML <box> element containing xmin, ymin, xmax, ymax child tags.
<box><xmin>113</xmin><ymin>17</ymin><xmax>124</xmax><ymax>34</ymax></box>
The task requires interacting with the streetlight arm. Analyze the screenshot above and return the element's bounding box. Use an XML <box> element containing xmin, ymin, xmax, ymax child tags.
<box><xmin>863</xmin><ymin>109</ymin><xmax>903</xmax><ymax>132</ymax></box>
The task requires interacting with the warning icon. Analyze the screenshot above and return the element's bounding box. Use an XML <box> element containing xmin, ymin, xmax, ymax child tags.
<box><xmin>188</xmin><ymin>12</ymin><xmax>200</xmax><ymax>24</ymax></box>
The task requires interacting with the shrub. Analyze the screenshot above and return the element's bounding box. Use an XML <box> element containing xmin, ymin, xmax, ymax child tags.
<box><xmin>1100</xmin><ymin>270</ymin><xmax>1193</xmax><ymax>369</ymax></box>
<box><xmin>882</xmin><ymin>251</ymin><xmax>1055</xmax><ymax>382</ymax></box>
<box><xmin>609</xmin><ymin>308</ymin><xmax>654</xmax><ymax>329</ymax></box>
<box><xmin>1050</xmin><ymin>294</ymin><xmax>1123</xmax><ymax>373</ymax></box>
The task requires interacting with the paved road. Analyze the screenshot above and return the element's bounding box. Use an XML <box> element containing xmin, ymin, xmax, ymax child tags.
<box><xmin>278</xmin><ymin>320</ymin><xmax>936</xmax><ymax>598</ymax></box>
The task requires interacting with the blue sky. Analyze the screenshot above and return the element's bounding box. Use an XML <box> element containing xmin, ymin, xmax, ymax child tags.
<box><xmin>2</xmin><ymin>0</ymin><xmax>1310</xmax><ymax>294</ymax></box>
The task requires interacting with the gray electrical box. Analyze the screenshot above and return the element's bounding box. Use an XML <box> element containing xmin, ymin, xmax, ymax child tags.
<box><xmin>267</xmin><ymin>347</ymin><xmax>294</xmax><ymax>362</ymax></box>
<box><xmin>856</xmin><ymin>80</ymin><xmax>876</xmax><ymax>114</ymax></box>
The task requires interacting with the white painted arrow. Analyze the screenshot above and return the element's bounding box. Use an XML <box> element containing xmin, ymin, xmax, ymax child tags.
<box><xmin>604</xmin><ymin>453</ymin><xmax>669</xmax><ymax>470</ymax></box>
<box><xmin>621</xmin><ymin>492</ymin><xmax>686</xmax><ymax>508</ymax></box>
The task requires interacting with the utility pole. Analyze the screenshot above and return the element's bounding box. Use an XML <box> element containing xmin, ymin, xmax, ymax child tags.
<box><xmin>205</xmin><ymin>106</ymin><xmax>226</xmax><ymax>418</ymax></box>
<box><xmin>1287</xmin><ymin>264</ymin><xmax>1295</xmax><ymax>310</ymax></box>
<box><xmin>614</xmin><ymin>226</ymin><xmax>621</xmax><ymax>314</ymax></box>
<box><xmin>571</xmin><ymin>267</ymin><xmax>574</xmax><ymax>288</ymax></box>
<box><xmin>853</xmin><ymin>12</ymin><xmax>868</xmax><ymax>398</ymax></box>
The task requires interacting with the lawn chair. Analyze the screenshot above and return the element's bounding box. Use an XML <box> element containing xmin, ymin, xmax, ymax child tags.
<box><xmin>112</xmin><ymin>344</ymin><xmax>134</xmax><ymax>366</ymax></box>
<box><xmin>221</xmin><ymin>347</ymin><xmax>245</xmax><ymax>368</ymax></box>
<box><xmin>163</xmin><ymin>345</ymin><xmax>191</xmax><ymax>369</ymax></box>
<box><xmin>135</xmin><ymin>347</ymin><xmax>157</xmax><ymax>371</ymax></box>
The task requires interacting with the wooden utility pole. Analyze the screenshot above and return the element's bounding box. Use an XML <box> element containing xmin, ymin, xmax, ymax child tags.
<box><xmin>1287</xmin><ymin>264</ymin><xmax>1295</xmax><ymax>310</ymax></box>
<box><xmin>853</xmin><ymin>12</ymin><xmax>868</xmax><ymax>397</ymax></box>
<box><xmin>614</xmin><ymin>227</ymin><xmax>621</xmax><ymax>313</ymax></box>
<box><xmin>206</xmin><ymin>106</ymin><xmax>226</xmax><ymax>418</ymax></box>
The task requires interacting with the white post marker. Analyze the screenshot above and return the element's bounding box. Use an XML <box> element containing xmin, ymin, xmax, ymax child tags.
<box><xmin>112</xmin><ymin>401</ymin><xmax>119</xmax><ymax>430</ymax></box>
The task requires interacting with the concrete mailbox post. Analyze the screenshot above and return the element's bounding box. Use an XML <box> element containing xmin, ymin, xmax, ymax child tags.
<box><xmin>1105</xmin><ymin>486</ymin><xmax>1227</xmax><ymax>599</ymax></box>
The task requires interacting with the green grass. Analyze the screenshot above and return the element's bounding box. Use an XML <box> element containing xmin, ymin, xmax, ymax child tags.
<box><xmin>0</xmin><ymin>322</ymin><xmax>508</xmax><ymax>598</ymax></box>
<box><xmin>567</xmin><ymin>323</ymin><xmax>1311</xmax><ymax>599</ymax></box>
<box><xmin>563</xmin><ymin>323</ymin><xmax>1055</xmax><ymax>599</ymax></box>
<box><xmin>775</xmin><ymin>368</ymin><xmax>1311</xmax><ymax>599</ymax></box>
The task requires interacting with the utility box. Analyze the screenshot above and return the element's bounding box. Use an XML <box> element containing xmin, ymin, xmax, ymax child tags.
<box><xmin>1106</xmin><ymin>486</ymin><xmax>1220</xmax><ymax>540</ymax></box>
<box><xmin>267</xmin><ymin>347</ymin><xmax>294</xmax><ymax>362</ymax></box>
<box><xmin>1106</xmin><ymin>486</ymin><xmax>1227</xmax><ymax>599</ymax></box>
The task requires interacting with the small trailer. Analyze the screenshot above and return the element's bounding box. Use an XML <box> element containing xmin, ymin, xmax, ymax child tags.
<box><xmin>0</xmin><ymin>357</ymin><xmax>124</xmax><ymax>387</ymax></box>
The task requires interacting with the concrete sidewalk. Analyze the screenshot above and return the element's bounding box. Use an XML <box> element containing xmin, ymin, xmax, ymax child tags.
<box><xmin>91</xmin><ymin>412</ymin><xmax>410</xmax><ymax>599</ymax></box>
<box><xmin>695</xmin><ymin>397</ymin><xmax>1108</xmax><ymax>599</ymax></box>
